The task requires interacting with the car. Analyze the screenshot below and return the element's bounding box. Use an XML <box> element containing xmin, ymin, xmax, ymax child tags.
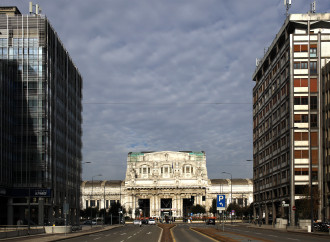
<box><xmin>133</xmin><ymin>220</ymin><xmax>141</xmax><ymax>225</ymax></box>
<box><xmin>206</xmin><ymin>218</ymin><xmax>215</xmax><ymax>225</ymax></box>
<box><xmin>148</xmin><ymin>219</ymin><xmax>156</xmax><ymax>225</ymax></box>
<box><xmin>142</xmin><ymin>219</ymin><xmax>148</xmax><ymax>224</ymax></box>
<box><xmin>83</xmin><ymin>220</ymin><xmax>97</xmax><ymax>225</ymax></box>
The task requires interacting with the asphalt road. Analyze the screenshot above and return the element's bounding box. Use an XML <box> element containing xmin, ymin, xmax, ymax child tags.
<box><xmin>172</xmin><ymin>224</ymin><xmax>215</xmax><ymax>242</ymax></box>
<box><xmin>222</xmin><ymin>224</ymin><xmax>330</xmax><ymax>242</ymax></box>
<box><xmin>62</xmin><ymin>224</ymin><xmax>161</xmax><ymax>242</ymax></box>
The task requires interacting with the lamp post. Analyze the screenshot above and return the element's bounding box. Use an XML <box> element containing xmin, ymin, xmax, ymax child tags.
<box><xmin>222</xmin><ymin>172</ymin><xmax>232</xmax><ymax>224</ymax></box>
<box><xmin>91</xmin><ymin>174</ymin><xmax>102</xmax><ymax>227</ymax></box>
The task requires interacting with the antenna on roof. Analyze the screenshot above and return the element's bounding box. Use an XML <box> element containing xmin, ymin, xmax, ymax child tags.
<box><xmin>284</xmin><ymin>0</ymin><xmax>292</xmax><ymax>17</ymax></box>
<box><xmin>29</xmin><ymin>2</ymin><xmax>42</xmax><ymax>15</ymax></box>
<box><xmin>310</xmin><ymin>1</ymin><xmax>316</xmax><ymax>13</ymax></box>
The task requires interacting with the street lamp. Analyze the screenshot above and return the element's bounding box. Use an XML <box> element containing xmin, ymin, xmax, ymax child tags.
<box><xmin>222</xmin><ymin>172</ymin><xmax>233</xmax><ymax>224</ymax></box>
<box><xmin>91</xmin><ymin>174</ymin><xmax>102</xmax><ymax>227</ymax></box>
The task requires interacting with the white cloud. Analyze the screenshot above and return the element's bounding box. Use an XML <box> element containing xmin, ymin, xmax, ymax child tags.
<box><xmin>4</xmin><ymin>0</ymin><xmax>330</xmax><ymax>180</ymax></box>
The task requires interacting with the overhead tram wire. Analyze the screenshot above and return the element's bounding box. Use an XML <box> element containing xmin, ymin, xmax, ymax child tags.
<box><xmin>82</xmin><ymin>102</ymin><xmax>252</xmax><ymax>105</ymax></box>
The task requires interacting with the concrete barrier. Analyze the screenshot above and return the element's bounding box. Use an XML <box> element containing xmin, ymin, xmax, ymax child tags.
<box><xmin>45</xmin><ymin>226</ymin><xmax>72</xmax><ymax>234</ymax></box>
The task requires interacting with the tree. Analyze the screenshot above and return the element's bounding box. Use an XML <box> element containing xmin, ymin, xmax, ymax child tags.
<box><xmin>226</xmin><ymin>203</ymin><xmax>242</xmax><ymax>216</ymax></box>
<box><xmin>191</xmin><ymin>204</ymin><xmax>206</xmax><ymax>214</ymax></box>
<box><xmin>83</xmin><ymin>207</ymin><xmax>99</xmax><ymax>219</ymax></box>
<box><xmin>209</xmin><ymin>199</ymin><xmax>217</xmax><ymax>215</ymax></box>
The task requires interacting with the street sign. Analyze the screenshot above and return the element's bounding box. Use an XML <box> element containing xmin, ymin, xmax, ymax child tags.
<box><xmin>282</xmin><ymin>204</ymin><xmax>289</xmax><ymax>207</ymax></box>
<box><xmin>217</xmin><ymin>195</ymin><xmax>226</xmax><ymax>209</ymax></box>
<box><xmin>292</xmin><ymin>206</ymin><xmax>296</xmax><ymax>210</ymax></box>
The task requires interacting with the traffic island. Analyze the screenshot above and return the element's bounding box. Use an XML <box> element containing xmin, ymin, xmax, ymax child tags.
<box><xmin>191</xmin><ymin>227</ymin><xmax>271</xmax><ymax>242</ymax></box>
<box><xmin>157</xmin><ymin>224</ymin><xmax>175</xmax><ymax>242</ymax></box>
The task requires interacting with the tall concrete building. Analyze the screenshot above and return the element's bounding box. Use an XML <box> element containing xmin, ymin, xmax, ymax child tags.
<box><xmin>252</xmin><ymin>13</ymin><xmax>330</xmax><ymax>225</ymax></box>
<box><xmin>0</xmin><ymin>6</ymin><xmax>83</xmax><ymax>225</ymax></box>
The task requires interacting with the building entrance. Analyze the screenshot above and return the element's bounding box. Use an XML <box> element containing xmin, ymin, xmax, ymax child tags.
<box><xmin>160</xmin><ymin>198</ymin><xmax>172</xmax><ymax>219</ymax></box>
<box><xmin>138</xmin><ymin>199</ymin><xmax>150</xmax><ymax>217</ymax></box>
<box><xmin>182</xmin><ymin>198</ymin><xmax>193</xmax><ymax>217</ymax></box>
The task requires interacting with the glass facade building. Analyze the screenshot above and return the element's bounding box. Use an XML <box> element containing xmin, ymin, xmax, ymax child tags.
<box><xmin>0</xmin><ymin>7</ymin><xmax>83</xmax><ymax>225</ymax></box>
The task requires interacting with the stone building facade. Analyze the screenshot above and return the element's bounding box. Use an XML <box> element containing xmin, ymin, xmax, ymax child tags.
<box><xmin>81</xmin><ymin>151</ymin><xmax>253</xmax><ymax>218</ymax></box>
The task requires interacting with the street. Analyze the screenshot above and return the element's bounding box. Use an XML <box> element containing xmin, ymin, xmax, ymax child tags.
<box><xmin>172</xmin><ymin>224</ymin><xmax>216</xmax><ymax>242</ymax></box>
<box><xmin>62</xmin><ymin>224</ymin><xmax>161</xmax><ymax>242</ymax></box>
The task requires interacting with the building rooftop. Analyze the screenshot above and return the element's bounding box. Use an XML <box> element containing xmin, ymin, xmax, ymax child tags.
<box><xmin>0</xmin><ymin>6</ymin><xmax>21</xmax><ymax>16</ymax></box>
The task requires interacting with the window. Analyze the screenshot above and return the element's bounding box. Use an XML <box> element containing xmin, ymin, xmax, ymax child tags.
<box><xmin>294</xmin><ymin>114</ymin><xmax>308</xmax><ymax>123</ymax></box>
<box><xmin>294</xmin><ymin>96</ymin><xmax>308</xmax><ymax>105</ymax></box>
<box><xmin>310</xmin><ymin>61</ymin><xmax>317</xmax><ymax>74</ymax></box>
<box><xmin>90</xmin><ymin>200</ymin><xmax>95</xmax><ymax>207</ymax></box>
<box><xmin>310</xmin><ymin>45</ymin><xmax>317</xmax><ymax>57</ymax></box>
<box><xmin>311</xmin><ymin>114</ymin><xmax>317</xmax><ymax>127</ymax></box>
<box><xmin>106</xmin><ymin>200</ymin><xmax>109</xmax><ymax>209</ymax></box>
<box><xmin>310</xmin><ymin>96</ymin><xmax>317</xmax><ymax>109</ymax></box>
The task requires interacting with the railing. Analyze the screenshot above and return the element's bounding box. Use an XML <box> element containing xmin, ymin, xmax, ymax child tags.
<box><xmin>0</xmin><ymin>225</ymin><xmax>45</xmax><ymax>239</ymax></box>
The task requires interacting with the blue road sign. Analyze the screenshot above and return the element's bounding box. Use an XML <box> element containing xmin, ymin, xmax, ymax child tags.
<box><xmin>217</xmin><ymin>195</ymin><xmax>226</xmax><ymax>208</ymax></box>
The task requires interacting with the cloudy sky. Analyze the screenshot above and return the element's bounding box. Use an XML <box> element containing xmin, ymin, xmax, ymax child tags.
<box><xmin>5</xmin><ymin>0</ymin><xmax>330</xmax><ymax>181</ymax></box>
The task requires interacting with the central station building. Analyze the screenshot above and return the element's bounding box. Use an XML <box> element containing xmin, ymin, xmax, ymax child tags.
<box><xmin>81</xmin><ymin>151</ymin><xmax>253</xmax><ymax>218</ymax></box>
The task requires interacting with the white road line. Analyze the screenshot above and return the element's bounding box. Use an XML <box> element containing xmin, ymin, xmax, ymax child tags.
<box><xmin>268</xmin><ymin>235</ymin><xmax>278</xmax><ymax>237</ymax></box>
<box><xmin>147</xmin><ymin>232</ymin><xmax>152</xmax><ymax>234</ymax></box>
<box><xmin>120</xmin><ymin>233</ymin><xmax>127</xmax><ymax>235</ymax></box>
<box><xmin>128</xmin><ymin>236</ymin><xmax>132</xmax><ymax>239</ymax></box>
<box><xmin>287</xmin><ymin>238</ymin><xmax>299</xmax><ymax>241</ymax></box>
<box><xmin>94</xmin><ymin>238</ymin><xmax>101</xmax><ymax>240</ymax></box>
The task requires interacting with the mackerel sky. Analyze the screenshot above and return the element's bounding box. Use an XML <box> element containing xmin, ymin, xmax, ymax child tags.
<box><xmin>4</xmin><ymin>1</ymin><xmax>330</xmax><ymax>180</ymax></box>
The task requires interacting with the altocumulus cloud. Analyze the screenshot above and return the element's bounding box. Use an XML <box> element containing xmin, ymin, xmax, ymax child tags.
<box><xmin>4</xmin><ymin>0</ymin><xmax>330</xmax><ymax>180</ymax></box>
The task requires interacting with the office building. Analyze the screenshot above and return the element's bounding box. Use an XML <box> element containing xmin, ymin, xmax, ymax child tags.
<box><xmin>0</xmin><ymin>6</ymin><xmax>83</xmax><ymax>225</ymax></box>
<box><xmin>252</xmin><ymin>13</ymin><xmax>330</xmax><ymax>225</ymax></box>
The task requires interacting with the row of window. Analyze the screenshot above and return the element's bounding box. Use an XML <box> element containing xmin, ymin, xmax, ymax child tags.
<box><xmin>137</xmin><ymin>165</ymin><xmax>194</xmax><ymax>175</ymax></box>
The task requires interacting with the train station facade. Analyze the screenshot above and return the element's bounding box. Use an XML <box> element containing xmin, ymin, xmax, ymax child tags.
<box><xmin>81</xmin><ymin>151</ymin><xmax>253</xmax><ymax>218</ymax></box>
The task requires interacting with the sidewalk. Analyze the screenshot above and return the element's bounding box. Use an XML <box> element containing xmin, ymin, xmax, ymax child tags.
<box><xmin>3</xmin><ymin>225</ymin><xmax>121</xmax><ymax>242</ymax></box>
<box><xmin>245</xmin><ymin>223</ymin><xmax>330</xmax><ymax>236</ymax></box>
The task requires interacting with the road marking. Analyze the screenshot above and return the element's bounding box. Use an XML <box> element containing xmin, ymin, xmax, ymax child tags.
<box><xmin>94</xmin><ymin>238</ymin><xmax>101</xmax><ymax>240</ymax></box>
<box><xmin>287</xmin><ymin>239</ymin><xmax>299</xmax><ymax>241</ymax></box>
<box><xmin>120</xmin><ymin>233</ymin><xmax>127</xmax><ymax>235</ymax></box>
<box><xmin>128</xmin><ymin>236</ymin><xmax>132</xmax><ymax>239</ymax></box>
<box><xmin>147</xmin><ymin>232</ymin><xmax>152</xmax><ymax>234</ymax></box>
<box><xmin>268</xmin><ymin>235</ymin><xmax>278</xmax><ymax>237</ymax></box>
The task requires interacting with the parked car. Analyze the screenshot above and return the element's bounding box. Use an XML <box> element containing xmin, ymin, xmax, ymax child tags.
<box><xmin>148</xmin><ymin>219</ymin><xmax>156</xmax><ymax>225</ymax></box>
<box><xmin>142</xmin><ymin>219</ymin><xmax>148</xmax><ymax>224</ymax></box>
<box><xmin>313</xmin><ymin>222</ymin><xmax>330</xmax><ymax>232</ymax></box>
<box><xmin>206</xmin><ymin>218</ymin><xmax>215</xmax><ymax>225</ymax></box>
<box><xmin>133</xmin><ymin>220</ymin><xmax>141</xmax><ymax>225</ymax></box>
<box><xmin>83</xmin><ymin>220</ymin><xmax>97</xmax><ymax>225</ymax></box>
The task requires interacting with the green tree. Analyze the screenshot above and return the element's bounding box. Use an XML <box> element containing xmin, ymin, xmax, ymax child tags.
<box><xmin>83</xmin><ymin>207</ymin><xmax>99</xmax><ymax>219</ymax></box>
<box><xmin>191</xmin><ymin>204</ymin><xmax>206</xmax><ymax>214</ymax></box>
<box><xmin>209</xmin><ymin>199</ymin><xmax>217</xmax><ymax>215</ymax></box>
<box><xmin>226</xmin><ymin>203</ymin><xmax>242</xmax><ymax>216</ymax></box>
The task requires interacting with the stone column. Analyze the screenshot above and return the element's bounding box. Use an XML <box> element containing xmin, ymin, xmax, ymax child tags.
<box><xmin>265</xmin><ymin>204</ymin><xmax>269</xmax><ymax>225</ymax></box>
<box><xmin>38</xmin><ymin>198</ymin><xmax>44</xmax><ymax>226</ymax></box>
<box><xmin>272</xmin><ymin>202</ymin><xmax>276</xmax><ymax>225</ymax></box>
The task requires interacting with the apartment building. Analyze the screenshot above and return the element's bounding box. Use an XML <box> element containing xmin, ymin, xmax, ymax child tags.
<box><xmin>0</xmin><ymin>6</ymin><xmax>83</xmax><ymax>225</ymax></box>
<box><xmin>252</xmin><ymin>13</ymin><xmax>330</xmax><ymax>225</ymax></box>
